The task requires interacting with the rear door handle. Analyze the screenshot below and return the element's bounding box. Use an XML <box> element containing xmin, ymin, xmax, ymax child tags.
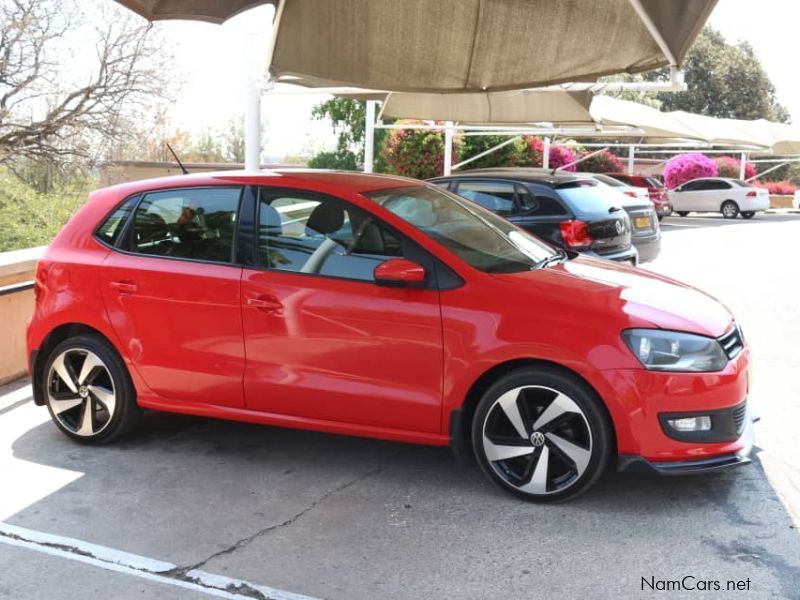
<box><xmin>110</xmin><ymin>281</ymin><xmax>138</xmax><ymax>294</ymax></box>
<box><xmin>246</xmin><ymin>295</ymin><xmax>282</xmax><ymax>312</ymax></box>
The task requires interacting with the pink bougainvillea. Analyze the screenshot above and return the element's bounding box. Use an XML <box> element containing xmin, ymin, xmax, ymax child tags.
<box><xmin>755</xmin><ymin>180</ymin><xmax>796</xmax><ymax>195</ymax></box>
<box><xmin>519</xmin><ymin>136</ymin><xmax>576</xmax><ymax>170</ymax></box>
<box><xmin>715</xmin><ymin>155</ymin><xmax>757</xmax><ymax>180</ymax></box>
<box><xmin>662</xmin><ymin>153</ymin><xmax>718</xmax><ymax>189</ymax></box>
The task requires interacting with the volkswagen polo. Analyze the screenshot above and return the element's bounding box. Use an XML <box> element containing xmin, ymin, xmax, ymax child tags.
<box><xmin>27</xmin><ymin>170</ymin><xmax>755</xmax><ymax>501</ymax></box>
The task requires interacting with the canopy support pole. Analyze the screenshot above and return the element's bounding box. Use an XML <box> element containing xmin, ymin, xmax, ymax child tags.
<box><xmin>543</xmin><ymin>137</ymin><xmax>551</xmax><ymax>169</ymax></box>
<box><xmin>452</xmin><ymin>136</ymin><xmax>521</xmax><ymax>171</ymax></box>
<box><xmin>245</xmin><ymin>0</ymin><xmax>285</xmax><ymax>171</ymax></box>
<box><xmin>747</xmin><ymin>160</ymin><xmax>792</xmax><ymax>182</ymax></box>
<box><xmin>443</xmin><ymin>121</ymin><xmax>454</xmax><ymax>176</ymax></box>
<box><xmin>364</xmin><ymin>100</ymin><xmax>376</xmax><ymax>172</ymax></box>
<box><xmin>628</xmin><ymin>145</ymin><xmax>635</xmax><ymax>174</ymax></box>
<box><xmin>739</xmin><ymin>152</ymin><xmax>747</xmax><ymax>180</ymax></box>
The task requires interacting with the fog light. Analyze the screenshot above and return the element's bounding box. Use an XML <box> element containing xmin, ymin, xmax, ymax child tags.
<box><xmin>668</xmin><ymin>416</ymin><xmax>712</xmax><ymax>432</ymax></box>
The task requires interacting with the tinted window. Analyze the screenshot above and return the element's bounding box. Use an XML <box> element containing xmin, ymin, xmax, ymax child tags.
<box><xmin>130</xmin><ymin>187</ymin><xmax>241</xmax><ymax>262</ymax></box>
<box><xmin>702</xmin><ymin>180</ymin><xmax>731</xmax><ymax>190</ymax></box>
<box><xmin>96</xmin><ymin>197</ymin><xmax>137</xmax><ymax>246</ymax></box>
<box><xmin>554</xmin><ymin>181</ymin><xmax>622</xmax><ymax>216</ymax></box>
<box><xmin>519</xmin><ymin>188</ymin><xmax>568</xmax><ymax>216</ymax></box>
<box><xmin>258</xmin><ymin>191</ymin><xmax>402</xmax><ymax>282</ymax></box>
<box><xmin>681</xmin><ymin>180</ymin><xmax>703</xmax><ymax>191</ymax></box>
<box><xmin>730</xmin><ymin>179</ymin><xmax>750</xmax><ymax>187</ymax></box>
<box><xmin>456</xmin><ymin>180</ymin><xmax>517</xmax><ymax>215</ymax></box>
<box><xmin>365</xmin><ymin>185</ymin><xmax>557</xmax><ymax>273</ymax></box>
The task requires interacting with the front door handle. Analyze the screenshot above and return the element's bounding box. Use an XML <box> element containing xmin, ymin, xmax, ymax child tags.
<box><xmin>246</xmin><ymin>295</ymin><xmax>282</xmax><ymax>312</ymax></box>
<box><xmin>110</xmin><ymin>280</ymin><xmax>138</xmax><ymax>294</ymax></box>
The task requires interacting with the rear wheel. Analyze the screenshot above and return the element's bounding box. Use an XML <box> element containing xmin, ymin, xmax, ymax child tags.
<box><xmin>741</xmin><ymin>211</ymin><xmax>755</xmax><ymax>219</ymax></box>
<box><xmin>43</xmin><ymin>334</ymin><xmax>141</xmax><ymax>443</ymax></box>
<box><xmin>721</xmin><ymin>201</ymin><xmax>739</xmax><ymax>219</ymax></box>
<box><xmin>472</xmin><ymin>366</ymin><xmax>613</xmax><ymax>502</ymax></box>
<box><xmin>677</xmin><ymin>211</ymin><xmax>689</xmax><ymax>217</ymax></box>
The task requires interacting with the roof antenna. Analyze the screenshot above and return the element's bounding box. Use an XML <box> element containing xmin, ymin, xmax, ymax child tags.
<box><xmin>166</xmin><ymin>143</ymin><xmax>189</xmax><ymax>175</ymax></box>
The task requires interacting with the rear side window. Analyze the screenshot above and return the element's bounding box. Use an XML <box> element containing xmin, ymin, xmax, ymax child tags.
<box><xmin>519</xmin><ymin>188</ymin><xmax>568</xmax><ymax>216</ymax></box>
<box><xmin>456</xmin><ymin>180</ymin><xmax>517</xmax><ymax>215</ymax></box>
<box><xmin>96</xmin><ymin>197</ymin><xmax>137</xmax><ymax>246</ymax></box>
<box><xmin>555</xmin><ymin>181</ymin><xmax>621</xmax><ymax>216</ymax></box>
<box><xmin>130</xmin><ymin>187</ymin><xmax>241</xmax><ymax>263</ymax></box>
<box><xmin>701</xmin><ymin>180</ymin><xmax>731</xmax><ymax>190</ymax></box>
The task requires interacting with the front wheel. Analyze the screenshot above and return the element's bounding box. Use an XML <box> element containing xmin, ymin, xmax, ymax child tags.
<box><xmin>472</xmin><ymin>366</ymin><xmax>613</xmax><ymax>502</ymax></box>
<box><xmin>721</xmin><ymin>201</ymin><xmax>739</xmax><ymax>219</ymax></box>
<box><xmin>43</xmin><ymin>334</ymin><xmax>141</xmax><ymax>443</ymax></box>
<box><xmin>741</xmin><ymin>211</ymin><xmax>755</xmax><ymax>219</ymax></box>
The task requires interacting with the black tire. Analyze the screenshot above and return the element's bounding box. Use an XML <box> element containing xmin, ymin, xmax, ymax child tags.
<box><xmin>741</xmin><ymin>211</ymin><xmax>755</xmax><ymax>219</ymax></box>
<box><xmin>721</xmin><ymin>200</ymin><xmax>739</xmax><ymax>219</ymax></box>
<box><xmin>657</xmin><ymin>215</ymin><xmax>664</xmax><ymax>222</ymax></box>
<box><xmin>471</xmin><ymin>366</ymin><xmax>613</xmax><ymax>502</ymax></box>
<box><xmin>677</xmin><ymin>211</ymin><xmax>689</xmax><ymax>217</ymax></box>
<box><xmin>42</xmin><ymin>334</ymin><xmax>141</xmax><ymax>444</ymax></box>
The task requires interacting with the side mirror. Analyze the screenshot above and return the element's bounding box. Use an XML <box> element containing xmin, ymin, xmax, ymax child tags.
<box><xmin>374</xmin><ymin>258</ymin><xmax>426</xmax><ymax>287</ymax></box>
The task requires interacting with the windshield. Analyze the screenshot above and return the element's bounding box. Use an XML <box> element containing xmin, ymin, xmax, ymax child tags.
<box><xmin>364</xmin><ymin>185</ymin><xmax>557</xmax><ymax>273</ymax></box>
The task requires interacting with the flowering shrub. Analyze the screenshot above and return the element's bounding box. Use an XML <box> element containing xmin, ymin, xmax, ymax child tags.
<box><xmin>517</xmin><ymin>136</ymin><xmax>576</xmax><ymax>170</ymax></box>
<box><xmin>663</xmin><ymin>153</ymin><xmax>718</xmax><ymax>189</ymax></box>
<box><xmin>578</xmin><ymin>150</ymin><xmax>625</xmax><ymax>173</ymax></box>
<box><xmin>756</xmin><ymin>180</ymin><xmax>796</xmax><ymax>195</ymax></box>
<box><xmin>381</xmin><ymin>123</ymin><xmax>460</xmax><ymax>179</ymax></box>
<box><xmin>715</xmin><ymin>155</ymin><xmax>756</xmax><ymax>180</ymax></box>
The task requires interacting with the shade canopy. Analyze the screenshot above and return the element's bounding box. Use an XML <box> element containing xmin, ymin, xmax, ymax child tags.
<box><xmin>116</xmin><ymin>0</ymin><xmax>717</xmax><ymax>92</ymax></box>
<box><xmin>377</xmin><ymin>90</ymin><xmax>595</xmax><ymax>124</ymax></box>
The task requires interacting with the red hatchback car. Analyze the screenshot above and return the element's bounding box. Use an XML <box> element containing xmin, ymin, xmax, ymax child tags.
<box><xmin>27</xmin><ymin>170</ymin><xmax>754</xmax><ymax>501</ymax></box>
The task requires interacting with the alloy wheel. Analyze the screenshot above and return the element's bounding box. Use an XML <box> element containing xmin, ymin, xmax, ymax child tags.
<box><xmin>481</xmin><ymin>385</ymin><xmax>592</xmax><ymax>496</ymax></box>
<box><xmin>46</xmin><ymin>349</ymin><xmax>116</xmax><ymax>437</ymax></box>
<box><xmin>722</xmin><ymin>202</ymin><xmax>738</xmax><ymax>218</ymax></box>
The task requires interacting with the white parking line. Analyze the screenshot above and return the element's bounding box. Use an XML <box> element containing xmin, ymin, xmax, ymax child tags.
<box><xmin>0</xmin><ymin>522</ymin><xmax>320</xmax><ymax>600</ymax></box>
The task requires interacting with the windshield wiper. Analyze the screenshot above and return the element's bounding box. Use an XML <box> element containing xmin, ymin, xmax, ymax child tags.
<box><xmin>533</xmin><ymin>248</ymin><xmax>567</xmax><ymax>270</ymax></box>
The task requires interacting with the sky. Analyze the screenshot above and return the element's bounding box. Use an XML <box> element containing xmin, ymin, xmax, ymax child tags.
<box><xmin>140</xmin><ymin>0</ymin><xmax>800</xmax><ymax>161</ymax></box>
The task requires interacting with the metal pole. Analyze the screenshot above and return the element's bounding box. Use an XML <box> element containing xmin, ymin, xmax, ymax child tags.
<box><xmin>443</xmin><ymin>121</ymin><xmax>454</xmax><ymax>176</ymax></box>
<box><xmin>628</xmin><ymin>145</ymin><xmax>635</xmax><ymax>174</ymax></box>
<box><xmin>543</xmin><ymin>137</ymin><xmax>551</xmax><ymax>169</ymax></box>
<box><xmin>747</xmin><ymin>160</ymin><xmax>791</xmax><ymax>182</ymax></box>
<box><xmin>739</xmin><ymin>152</ymin><xmax>747</xmax><ymax>180</ymax></box>
<box><xmin>244</xmin><ymin>31</ymin><xmax>262</xmax><ymax>171</ymax></box>
<box><xmin>453</xmin><ymin>136</ymin><xmax>522</xmax><ymax>171</ymax></box>
<box><xmin>364</xmin><ymin>100</ymin><xmax>376</xmax><ymax>173</ymax></box>
<box><xmin>245</xmin><ymin>0</ymin><xmax>285</xmax><ymax>172</ymax></box>
<box><xmin>557</xmin><ymin>147</ymin><xmax>610</xmax><ymax>172</ymax></box>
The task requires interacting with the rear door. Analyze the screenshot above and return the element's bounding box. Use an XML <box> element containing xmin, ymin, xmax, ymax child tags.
<box><xmin>508</xmin><ymin>184</ymin><xmax>570</xmax><ymax>246</ymax></box>
<box><xmin>700</xmin><ymin>179</ymin><xmax>732</xmax><ymax>211</ymax></box>
<box><xmin>671</xmin><ymin>179</ymin><xmax>702</xmax><ymax>210</ymax></box>
<box><xmin>452</xmin><ymin>179</ymin><xmax>519</xmax><ymax>217</ymax></box>
<box><xmin>99</xmin><ymin>186</ymin><xmax>245</xmax><ymax>408</ymax></box>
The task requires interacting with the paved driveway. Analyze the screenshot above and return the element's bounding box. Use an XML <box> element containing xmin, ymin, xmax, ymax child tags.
<box><xmin>1</xmin><ymin>213</ymin><xmax>799</xmax><ymax>599</ymax></box>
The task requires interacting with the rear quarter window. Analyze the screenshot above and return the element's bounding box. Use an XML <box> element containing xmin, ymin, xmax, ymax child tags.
<box><xmin>95</xmin><ymin>197</ymin><xmax>137</xmax><ymax>246</ymax></box>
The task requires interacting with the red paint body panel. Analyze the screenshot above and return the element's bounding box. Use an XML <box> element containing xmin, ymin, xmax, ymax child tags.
<box><xmin>27</xmin><ymin>169</ymin><xmax>749</xmax><ymax>466</ymax></box>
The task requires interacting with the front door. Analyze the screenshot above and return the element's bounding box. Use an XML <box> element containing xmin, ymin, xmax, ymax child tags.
<box><xmin>100</xmin><ymin>186</ymin><xmax>245</xmax><ymax>408</ymax></box>
<box><xmin>241</xmin><ymin>188</ymin><xmax>443</xmax><ymax>433</ymax></box>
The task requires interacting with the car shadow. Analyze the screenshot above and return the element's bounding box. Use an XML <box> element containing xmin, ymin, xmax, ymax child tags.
<box><xmin>5</xmin><ymin>400</ymin><xmax>800</xmax><ymax>598</ymax></box>
<box><xmin>661</xmin><ymin>212</ymin><xmax>800</xmax><ymax>229</ymax></box>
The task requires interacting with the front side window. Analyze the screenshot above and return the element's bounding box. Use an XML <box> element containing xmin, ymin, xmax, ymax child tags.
<box><xmin>365</xmin><ymin>185</ymin><xmax>557</xmax><ymax>273</ymax></box>
<box><xmin>257</xmin><ymin>190</ymin><xmax>403</xmax><ymax>282</ymax></box>
<box><xmin>456</xmin><ymin>180</ymin><xmax>517</xmax><ymax>215</ymax></box>
<box><xmin>130</xmin><ymin>187</ymin><xmax>241</xmax><ymax>263</ymax></box>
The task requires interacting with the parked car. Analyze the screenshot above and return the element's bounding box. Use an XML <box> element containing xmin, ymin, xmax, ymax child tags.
<box><xmin>429</xmin><ymin>168</ymin><xmax>638</xmax><ymax>265</ymax></box>
<box><xmin>607</xmin><ymin>173</ymin><xmax>673</xmax><ymax>220</ymax></box>
<box><xmin>668</xmin><ymin>177</ymin><xmax>770</xmax><ymax>219</ymax></box>
<box><xmin>28</xmin><ymin>170</ymin><xmax>754</xmax><ymax>502</ymax></box>
<box><xmin>579</xmin><ymin>173</ymin><xmax>661</xmax><ymax>263</ymax></box>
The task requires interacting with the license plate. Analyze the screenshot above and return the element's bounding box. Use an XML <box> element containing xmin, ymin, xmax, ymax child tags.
<box><xmin>634</xmin><ymin>216</ymin><xmax>650</xmax><ymax>229</ymax></box>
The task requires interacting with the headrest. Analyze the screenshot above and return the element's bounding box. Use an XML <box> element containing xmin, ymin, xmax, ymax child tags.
<box><xmin>306</xmin><ymin>202</ymin><xmax>344</xmax><ymax>235</ymax></box>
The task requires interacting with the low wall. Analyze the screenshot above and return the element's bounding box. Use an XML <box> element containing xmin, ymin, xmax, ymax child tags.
<box><xmin>770</xmin><ymin>195</ymin><xmax>794</xmax><ymax>209</ymax></box>
<box><xmin>0</xmin><ymin>247</ymin><xmax>46</xmax><ymax>384</ymax></box>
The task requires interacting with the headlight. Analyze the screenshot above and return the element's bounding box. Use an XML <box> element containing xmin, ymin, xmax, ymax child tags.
<box><xmin>622</xmin><ymin>329</ymin><xmax>728</xmax><ymax>372</ymax></box>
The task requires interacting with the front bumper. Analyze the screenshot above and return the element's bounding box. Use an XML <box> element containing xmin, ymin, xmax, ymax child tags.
<box><xmin>618</xmin><ymin>402</ymin><xmax>756</xmax><ymax>475</ymax></box>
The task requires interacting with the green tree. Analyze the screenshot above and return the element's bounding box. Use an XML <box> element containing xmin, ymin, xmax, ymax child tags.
<box><xmin>644</xmin><ymin>28</ymin><xmax>789</xmax><ymax>122</ymax></box>
<box><xmin>459</xmin><ymin>135</ymin><xmax>528</xmax><ymax>169</ymax></box>
<box><xmin>310</xmin><ymin>98</ymin><xmax>392</xmax><ymax>170</ymax></box>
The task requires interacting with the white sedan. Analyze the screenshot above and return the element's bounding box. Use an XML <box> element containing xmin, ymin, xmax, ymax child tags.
<box><xmin>668</xmin><ymin>177</ymin><xmax>770</xmax><ymax>219</ymax></box>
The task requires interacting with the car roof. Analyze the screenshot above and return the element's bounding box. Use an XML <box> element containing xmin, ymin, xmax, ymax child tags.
<box><xmin>92</xmin><ymin>169</ymin><xmax>423</xmax><ymax>200</ymax></box>
<box><xmin>431</xmin><ymin>167</ymin><xmax>594</xmax><ymax>187</ymax></box>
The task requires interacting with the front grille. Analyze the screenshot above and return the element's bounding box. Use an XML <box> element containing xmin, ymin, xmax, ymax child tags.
<box><xmin>732</xmin><ymin>402</ymin><xmax>747</xmax><ymax>435</ymax></box>
<box><xmin>718</xmin><ymin>325</ymin><xmax>744</xmax><ymax>359</ymax></box>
